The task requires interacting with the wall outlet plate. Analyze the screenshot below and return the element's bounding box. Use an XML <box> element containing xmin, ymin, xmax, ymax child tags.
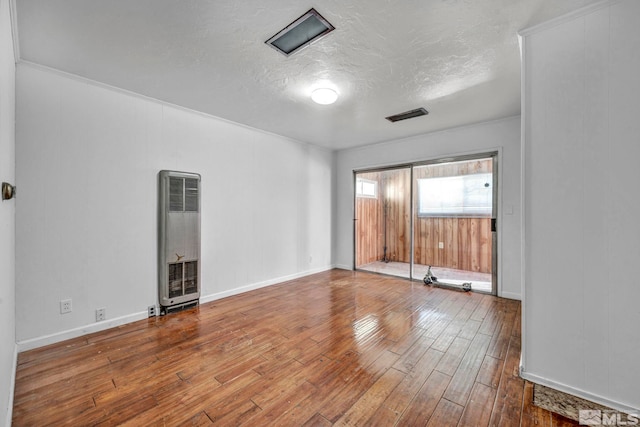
<box><xmin>148</xmin><ymin>305</ymin><xmax>157</xmax><ymax>317</ymax></box>
<box><xmin>60</xmin><ymin>299</ymin><xmax>72</xmax><ymax>314</ymax></box>
<box><xmin>96</xmin><ymin>308</ymin><xmax>106</xmax><ymax>322</ymax></box>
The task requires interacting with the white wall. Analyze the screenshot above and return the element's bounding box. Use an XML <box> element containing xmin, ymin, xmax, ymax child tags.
<box><xmin>15</xmin><ymin>63</ymin><xmax>333</xmax><ymax>347</ymax></box>
<box><xmin>334</xmin><ymin>116</ymin><xmax>522</xmax><ymax>299</ymax></box>
<box><xmin>521</xmin><ymin>0</ymin><xmax>640</xmax><ymax>412</ymax></box>
<box><xmin>0</xmin><ymin>0</ymin><xmax>16</xmax><ymax>424</ymax></box>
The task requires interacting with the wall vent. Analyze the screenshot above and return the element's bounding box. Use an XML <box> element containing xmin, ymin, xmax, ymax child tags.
<box><xmin>385</xmin><ymin>108</ymin><xmax>429</xmax><ymax>123</ymax></box>
<box><xmin>265</xmin><ymin>8</ymin><xmax>335</xmax><ymax>56</ymax></box>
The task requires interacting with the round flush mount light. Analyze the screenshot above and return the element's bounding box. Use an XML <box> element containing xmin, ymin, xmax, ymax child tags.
<box><xmin>311</xmin><ymin>88</ymin><xmax>338</xmax><ymax>105</ymax></box>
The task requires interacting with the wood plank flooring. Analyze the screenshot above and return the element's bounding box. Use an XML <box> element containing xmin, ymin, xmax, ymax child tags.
<box><xmin>12</xmin><ymin>269</ymin><xmax>578</xmax><ymax>426</ymax></box>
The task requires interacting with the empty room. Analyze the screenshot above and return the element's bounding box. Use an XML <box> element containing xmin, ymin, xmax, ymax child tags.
<box><xmin>1</xmin><ymin>0</ymin><xmax>639</xmax><ymax>425</ymax></box>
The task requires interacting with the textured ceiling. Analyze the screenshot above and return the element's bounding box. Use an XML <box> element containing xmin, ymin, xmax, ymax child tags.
<box><xmin>14</xmin><ymin>0</ymin><xmax>600</xmax><ymax>150</ymax></box>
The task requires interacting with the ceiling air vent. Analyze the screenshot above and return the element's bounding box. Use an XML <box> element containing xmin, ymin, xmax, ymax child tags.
<box><xmin>265</xmin><ymin>8</ymin><xmax>335</xmax><ymax>57</ymax></box>
<box><xmin>385</xmin><ymin>108</ymin><xmax>429</xmax><ymax>123</ymax></box>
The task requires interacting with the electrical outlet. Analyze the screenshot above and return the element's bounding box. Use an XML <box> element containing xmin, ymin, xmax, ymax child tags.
<box><xmin>60</xmin><ymin>299</ymin><xmax>72</xmax><ymax>314</ymax></box>
<box><xmin>438</xmin><ymin>241</ymin><xmax>444</xmax><ymax>249</ymax></box>
<box><xmin>148</xmin><ymin>305</ymin><xmax>157</xmax><ymax>317</ymax></box>
<box><xmin>96</xmin><ymin>308</ymin><xmax>106</xmax><ymax>322</ymax></box>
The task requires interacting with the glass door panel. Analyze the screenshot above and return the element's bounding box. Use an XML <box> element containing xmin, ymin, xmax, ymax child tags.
<box><xmin>412</xmin><ymin>157</ymin><xmax>495</xmax><ymax>294</ymax></box>
<box><xmin>355</xmin><ymin>167</ymin><xmax>412</xmax><ymax>279</ymax></box>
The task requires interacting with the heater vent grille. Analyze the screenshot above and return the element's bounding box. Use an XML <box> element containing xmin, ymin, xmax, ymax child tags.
<box><xmin>168</xmin><ymin>261</ymin><xmax>198</xmax><ymax>298</ymax></box>
<box><xmin>169</xmin><ymin>177</ymin><xmax>199</xmax><ymax>212</ymax></box>
<box><xmin>169</xmin><ymin>177</ymin><xmax>183</xmax><ymax>211</ymax></box>
<box><xmin>185</xmin><ymin>179</ymin><xmax>199</xmax><ymax>212</ymax></box>
<box><xmin>168</xmin><ymin>262</ymin><xmax>183</xmax><ymax>298</ymax></box>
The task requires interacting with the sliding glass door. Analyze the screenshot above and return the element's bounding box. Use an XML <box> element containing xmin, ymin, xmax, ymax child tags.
<box><xmin>354</xmin><ymin>154</ymin><xmax>497</xmax><ymax>294</ymax></box>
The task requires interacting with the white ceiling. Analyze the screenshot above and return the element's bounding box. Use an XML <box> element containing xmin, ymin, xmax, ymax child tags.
<box><xmin>14</xmin><ymin>0</ymin><xmax>600</xmax><ymax>150</ymax></box>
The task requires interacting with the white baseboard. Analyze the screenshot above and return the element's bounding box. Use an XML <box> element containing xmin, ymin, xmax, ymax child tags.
<box><xmin>200</xmin><ymin>265</ymin><xmax>335</xmax><ymax>305</ymax></box>
<box><xmin>16</xmin><ymin>311</ymin><xmax>149</xmax><ymax>352</ymax></box>
<box><xmin>499</xmin><ymin>291</ymin><xmax>521</xmax><ymax>300</ymax></box>
<box><xmin>334</xmin><ymin>264</ymin><xmax>353</xmax><ymax>271</ymax></box>
<box><xmin>520</xmin><ymin>371</ymin><xmax>639</xmax><ymax>415</ymax></box>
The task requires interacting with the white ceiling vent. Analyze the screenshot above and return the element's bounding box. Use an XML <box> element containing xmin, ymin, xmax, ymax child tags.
<box><xmin>265</xmin><ymin>8</ymin><xmax>335</xmax><ymax>57</ymax></box>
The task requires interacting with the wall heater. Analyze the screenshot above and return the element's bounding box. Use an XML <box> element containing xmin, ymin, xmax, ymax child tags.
<box><xmin>158</xmin><ymin>170</ymin><xmax>201</xmax><ymax>314</ymax></box>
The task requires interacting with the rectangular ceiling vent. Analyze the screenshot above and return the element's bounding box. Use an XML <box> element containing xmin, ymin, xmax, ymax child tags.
<box><xmin>265</xmin><ymin>8</ymin><xmax>335</xmax><ymax>57</ymax></box>
<box><xmin>385</xmin><ymin>108</ymin><xmax>429</xmax><ymax>123</ymax></box>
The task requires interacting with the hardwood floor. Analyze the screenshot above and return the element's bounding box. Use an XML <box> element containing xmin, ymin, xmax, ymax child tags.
<box><xmin>12</xmin><ymin>269</ymin><xmax>577</xmax><ymax>426</ymax></box>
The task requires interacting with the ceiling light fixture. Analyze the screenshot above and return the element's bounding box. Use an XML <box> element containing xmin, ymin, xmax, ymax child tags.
<box><xmin>311</xmin><ymin>88</ymin><xmax>338</xmax><ymax>105</ymax></box>
<box><xmin>265</xmin><ymin>8</ymin><xmax>335</xmax><ymax>57</ymax></box>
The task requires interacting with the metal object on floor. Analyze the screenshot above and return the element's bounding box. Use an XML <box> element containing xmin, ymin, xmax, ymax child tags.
<box><xmin>423</xmin><ymin>265</ymin><xmax>472</xmax><ymax>292</ymax></box>
<box><xmin>159</xmin><ymin>300</ymin><xmax>198</xmax><ymax>316</ymax></box>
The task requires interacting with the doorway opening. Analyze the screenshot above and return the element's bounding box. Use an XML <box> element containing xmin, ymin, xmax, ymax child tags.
<box><xmin>354</xmin><ymin>154</ymin><xmax>497</xmax><ymax>295</ymax></box>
